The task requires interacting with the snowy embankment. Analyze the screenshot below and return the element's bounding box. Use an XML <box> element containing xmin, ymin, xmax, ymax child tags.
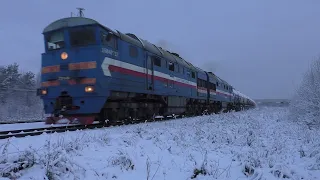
<box><xmin>0</xmin><ymin>106</ymin><xmax>319</xmax><ymax>180</ymax></box>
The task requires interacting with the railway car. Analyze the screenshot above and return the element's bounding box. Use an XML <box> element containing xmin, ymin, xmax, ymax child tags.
<box><xmin>37</xmin><ymin>13</ymin><xmax>256</xmax><ymax>125</ymax></box>
<box><xmin>207</xmin><ymin>72</ymin><xmax>235</xmax><ymax>112</ymax></box>
<box><xmin>233</xmin><ymin>89</ymin><xmax>256</xmax><ymax>110</ymax></box>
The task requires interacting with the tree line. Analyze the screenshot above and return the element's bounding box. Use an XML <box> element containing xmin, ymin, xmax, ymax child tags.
<box><xmin>0</xmin><ymin>63</ymin><xmax>43</xmax><ymax>122</ymax></box>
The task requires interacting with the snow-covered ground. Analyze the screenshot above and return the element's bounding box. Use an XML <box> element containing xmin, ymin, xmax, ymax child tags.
<box><xmin>0</xmin><ymin>106</ymin><xmax>319</xmax><ymax>180</ymax></box>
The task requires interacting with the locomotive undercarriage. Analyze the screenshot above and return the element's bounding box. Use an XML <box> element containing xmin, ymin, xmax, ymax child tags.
<box><xmin>234</xmin><ymin>102</ymin><xmax>245</xmax><ymax>112</ymax></box>
<box><xmin>97</xmin><ymin>91</ymin><xmax>227</xmax><ymax>124</ymax></box>
<box><xmin>48</xmin><ymin>90</ymin><xmax>239</xmax><ymax>124</ymax></box>
<box><xmin>47</xmin><ymin>90</ymin><xmax>245</xmax><ymax>125</ymax></box>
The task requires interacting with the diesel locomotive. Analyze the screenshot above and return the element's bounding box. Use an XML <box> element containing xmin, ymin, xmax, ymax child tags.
<box><xmin>37</xmin><ymin>12</ymin><xmax>256</xmax><ymax>125</ymax></box>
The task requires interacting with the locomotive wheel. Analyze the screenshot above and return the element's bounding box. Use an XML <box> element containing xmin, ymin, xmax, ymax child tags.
<box><xmin>128</xmin><ymin>108</ymin><xmax>137</xmax><ymax>123</ymax></box>
<box><xmin>112</xmin><ymin>110</ymin><xmax>119</xmax><ymax>122</ymax></box>
<box><xmin>102</xmin><ymin>109</ymin><xmax>119</xmax><ymax>125</ymax></box>
<box><xmin>98</xmin><ymin>108</ymin><xmax>108</xmax><ymax>124</ymax></box>
<box><xmin>121</xmin><ymin>106</ymin><xmax>131</xmax><ymax>124</ymax></box>
<box><xmin>122</xmin><ymin>107</ymin><xmax>130</xmax><ymax>125</ymax></box>
<box><xmin>145</xmin><ymin>106</ymin><xmax>155</xmax><ymax>121</ymax></box>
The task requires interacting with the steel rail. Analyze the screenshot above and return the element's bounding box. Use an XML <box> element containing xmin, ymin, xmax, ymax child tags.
<box><xmin>0</xmin><ymin>116</ymin><xmax>174</xmax><ymax>140</ymax></box>
<box><xmin>0</xmin><ymin>120</ymin><xmax>45</xmax><ymax>124</ymax></box>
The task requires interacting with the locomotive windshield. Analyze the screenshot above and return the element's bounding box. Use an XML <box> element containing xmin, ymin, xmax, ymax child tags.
<box><xmin>69</xmin><ymin>27</ymin><xmax>96</xmax><ymax>47</ymax></box>
<box><xmin>46</xmin><ymin>30</ymin><xmax>65</xmax><ymax>50</ymax></box>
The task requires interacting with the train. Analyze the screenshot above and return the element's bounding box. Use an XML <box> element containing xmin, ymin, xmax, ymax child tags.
<box><xmin>36</xmin><ymin>12</ymin><xmax>256</xmax><ymax>125</ymax></box>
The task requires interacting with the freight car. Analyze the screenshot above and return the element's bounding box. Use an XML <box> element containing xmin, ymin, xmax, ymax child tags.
<box><xmin>37</xmin><ymin>12</ymin><xmax>256</xmax><ymax>125</ymax></box>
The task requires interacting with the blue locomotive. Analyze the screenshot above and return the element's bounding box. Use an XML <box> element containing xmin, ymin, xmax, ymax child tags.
<box><xmin>37</xmin><ymin>12</ymin><xmax>256</xmax><ymax>125</ymax></box>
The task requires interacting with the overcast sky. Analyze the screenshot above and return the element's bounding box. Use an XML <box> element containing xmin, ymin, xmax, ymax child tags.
<box><xmin>1</xmin><ymin>0</ymin><xmax>320</xmax><ymax>99</ymax></box>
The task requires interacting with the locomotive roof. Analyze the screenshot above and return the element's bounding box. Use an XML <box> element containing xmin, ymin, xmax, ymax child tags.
<box><xmin>44</xmin><ymin>17</ymin><xmax>98</xmax><ymax>33</ymax></box>
<box><xmin>43</xmin><ymin>17</ymin><xmax>197</xmax><ymax>71</ymax></box>
<box><xmin>208</xmin><ymin>72</ymin><xmax>221</xmax><ymax>82</ymax></box>
<box><xmin>207</xmin><ymin>72</ymin><xmax>231</xmax><ymax>86</ymax></box>
<box><xmin>123</xmin><ymin>33</ymin><xmax>196</xmax><ymax>71</ymax></box>
<box><xmin>194</xmin><ymin>66</ymin><xmax>206</xmax><ymax>73</ymax></box>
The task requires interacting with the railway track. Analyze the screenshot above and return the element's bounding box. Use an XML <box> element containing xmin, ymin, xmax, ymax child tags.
<box><xmin>0</xmin><ymin>120</ymin><xmax>45</xmax><ymax>124</ymax></box>
<box><xmin>0</xmin><ymin>107</ymin><xmax>253</xmax><ymax>140</ymax></box>
<box><xmin>0</xmin><ymin>123</ymin><xmax>105</xmax><ymax>139</ymax></box>
<box><xmin>0</xmin><ymin>116</ymin><xmax>175</xmax><ymax>140</ymax></box>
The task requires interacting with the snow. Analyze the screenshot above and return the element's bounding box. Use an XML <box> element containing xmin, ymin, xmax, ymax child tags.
<box><xmin>0</xmin><ymin>106</ymin><xmax>319</xmax><ymax>179</ymax></box>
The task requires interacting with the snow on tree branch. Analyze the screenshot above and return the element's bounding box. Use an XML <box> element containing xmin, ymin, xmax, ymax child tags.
<box><xmin>289</xmin><ymin>56</ymin><xmax>320</xmax><ymax>128</ymax></box>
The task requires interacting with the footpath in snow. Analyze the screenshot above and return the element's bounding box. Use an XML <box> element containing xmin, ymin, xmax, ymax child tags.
<box><xmin>0</xmin><ymin>106</ymin><xmax>319</xmax><ymax>180</ymax></box>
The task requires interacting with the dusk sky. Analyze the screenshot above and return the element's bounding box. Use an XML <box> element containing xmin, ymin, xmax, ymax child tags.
<box><xmin>1</xmin><ymin>0</ymin><xmax>320</xmax><ymax>99</ymax></box>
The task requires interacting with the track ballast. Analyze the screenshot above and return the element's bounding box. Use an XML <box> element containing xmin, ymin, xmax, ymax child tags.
<box><xmin>0</xmin><ymin>115</ymin><xmax>179</xmax><ymax>140</ymax></box>
<box><xmin>0</xmin><ymin>107</ymin><xmax>255</xmax><ymax>140</ymax></box>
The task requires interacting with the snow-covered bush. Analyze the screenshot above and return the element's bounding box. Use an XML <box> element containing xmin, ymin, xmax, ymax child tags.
<box><xmin>0</xmin><ymin>132</ymin><xmax>100</xmax><ymax>179</ymax></box>
<box><xmin>0</xmin><ymin>140</ymin><xmax>35</xmax><ymax>179</ymax></box>
<box><xmin>42</xmin><ymin>139</ymin><xmax>86</xmax><ymax>180</ymax></box>
<box><xmin>290</xmin><ymin>57</ymin><xmax>320</xmax><ymax>128</ymax></box>
<box><xmin>109</xmin><ymin>150</ymin><xmax>134</xmax><ymax>171</ymax></box>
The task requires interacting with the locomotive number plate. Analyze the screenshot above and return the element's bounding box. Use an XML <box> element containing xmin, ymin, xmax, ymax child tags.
<box><xmin>58</xmin><ymin>76</ymin><xmax>71</xmax><ymax>80</ymax></box>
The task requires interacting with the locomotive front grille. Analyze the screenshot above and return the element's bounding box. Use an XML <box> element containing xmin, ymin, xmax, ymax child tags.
<box><xmin>55</xmin><ymin>95</ymin><xmax>73</xmax><ymax>110</ymax></box>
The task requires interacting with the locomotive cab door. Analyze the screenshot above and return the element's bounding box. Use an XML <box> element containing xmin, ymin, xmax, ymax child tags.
<box><xmin>146</xmin><ymin>55</ymin><xmax>154</xmax><ymax>90</ymax></box>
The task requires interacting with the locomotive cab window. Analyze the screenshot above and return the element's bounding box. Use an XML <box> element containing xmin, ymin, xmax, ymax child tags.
<box><xmin>69</xmin><ymin>27</ymin><xmax>96</xmax><ymax>47</ymax></box>
<box><xmin>46</xmin><ymin>30</ymin><xmax>65</xmax><ymax>50</ymax></box>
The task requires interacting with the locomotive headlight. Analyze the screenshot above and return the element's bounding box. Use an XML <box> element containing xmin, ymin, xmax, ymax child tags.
<box><xmin>61</xmin><ymin>52</ymin><xmax>68</xmax><ymax>60</ymax></box>
<box><xmin>41</xmin><ymin>89</ymin><xmax>47</xmax><ymax>95</ymax></box>
<box><xmin>85</xmin><ymin>86</ymin><xmax>94</xmax><ymax>93</ymax></box>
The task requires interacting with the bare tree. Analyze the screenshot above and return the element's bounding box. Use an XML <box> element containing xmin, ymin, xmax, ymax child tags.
<box><xmin>289</xmin><ymin>56</ymin><xmax>320</xmax><ymax>128</ymax></box>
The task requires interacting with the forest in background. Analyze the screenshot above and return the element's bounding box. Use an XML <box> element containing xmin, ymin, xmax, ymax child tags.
<box><xmin>0</xmin><ymin>63</ymin><xmax>44</xmax><ymax>122</ymax></box>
